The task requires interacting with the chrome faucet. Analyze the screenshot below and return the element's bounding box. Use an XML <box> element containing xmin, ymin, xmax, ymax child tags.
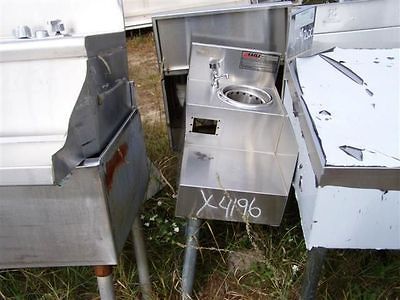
<box><xmin>209</xmin><ymin>59</ymin><xmax>229</xmax><ymax>88</ymax></box>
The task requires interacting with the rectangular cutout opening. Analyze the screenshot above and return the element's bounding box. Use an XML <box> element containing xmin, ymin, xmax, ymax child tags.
<box><xmin>191</xmin><ymin>118</ymin><xmax>218</xmax><ymax>135</ymax></box>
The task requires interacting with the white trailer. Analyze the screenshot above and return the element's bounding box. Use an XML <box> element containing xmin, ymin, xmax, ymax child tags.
<box><xmin>123</xmin><ymin>0</ymin><xmax>251</xmax><ymax>29</ymax></box>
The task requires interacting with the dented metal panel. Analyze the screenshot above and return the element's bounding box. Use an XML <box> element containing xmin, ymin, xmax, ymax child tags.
<box><xmin>0</xmin><ymin>111</ymin><xmax>148</xmax><ymax>268</ymax></box>
<box><xmin>52</xmin><ymin>35</ymin><xmax>133</xmax><ymax>184</ymax></box>
<box><xmin>0</xmin><ymin>0</ymin><xmax>150</xmax><ymax>272</ymax></box>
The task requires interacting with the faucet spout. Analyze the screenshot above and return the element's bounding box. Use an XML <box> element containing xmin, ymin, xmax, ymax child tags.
<box><xmin>211</xmin><ymin>73</ymin><xmax>229</xmax><ymax>88</ymax></box>
<box><xmin>209</xmin><ymin>59</ymin><xmax>229</xmax><ymax>88</ymax></box>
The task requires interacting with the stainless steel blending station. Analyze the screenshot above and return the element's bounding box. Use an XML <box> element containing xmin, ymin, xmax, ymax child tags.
<box><xmin>153</xmin><ymin>2</ymin><xmax>306</xmax><ymax>298</ymax></box>
<box><xmin>0</xmin><ymin>0</ymin><xmax>153</xmax><ymax>299</ymax></box>
<box><xmin>153</xmin><ymin>0</ymin><xmax>399</xmax><ymax>298</ymax></box>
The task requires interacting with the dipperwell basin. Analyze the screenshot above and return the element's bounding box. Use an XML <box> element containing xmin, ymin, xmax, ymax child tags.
<box><xmin>176</xmin><ymin>43</ymin><xmax>298</xmax><ymax>225</ymax></box>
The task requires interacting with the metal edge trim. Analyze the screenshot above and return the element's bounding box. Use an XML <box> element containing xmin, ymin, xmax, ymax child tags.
<box><xmin>98</xmin><ymin>109</ymin><xmax>138</xmax><ymax>163</ymax></box>
<box><xmin>285</xmin><ymin>61</ymin><xmax>326</xmax><ymax>179</ymax></box>
<box><xmin>151</xmin><ymin>2</ymin><xmax>292</xmax><ymax>22</ymax></box>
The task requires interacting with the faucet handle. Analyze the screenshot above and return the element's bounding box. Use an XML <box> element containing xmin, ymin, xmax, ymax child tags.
<box><xmin>50</xmin><ymin>19</ymin><xmax>65</xmax><ymax>35</ymax></box>
<box><xmin>14</xmin><ymin>25</ymin><xmax>32</xmax><ymax>39</ymax></box>
<box><xmin>215</xmin><ymin>73</ymin><xmax>229</xmax><ymax>80</ymax></box>
<box><xmin>209</xmin><ymin>59</ymin><xmax>220</xmax><ymax>70</ymax></box>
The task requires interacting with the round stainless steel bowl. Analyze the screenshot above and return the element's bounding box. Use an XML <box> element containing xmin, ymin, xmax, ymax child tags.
<box><xmin>217</xmin><ymin>85</ymin><xmax>273</xmax><ymax>109</ymax></box>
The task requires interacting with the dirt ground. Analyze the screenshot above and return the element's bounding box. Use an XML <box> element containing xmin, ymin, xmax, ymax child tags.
<box><xmin>126</xmin><ymin>32</ymin><xmax>165</xmax><ymax>124</ymax></box>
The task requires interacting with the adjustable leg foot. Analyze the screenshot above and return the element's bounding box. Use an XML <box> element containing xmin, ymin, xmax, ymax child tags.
<box><xmin>94</xmin><ymin>265</ymin><xmax>116</xmax><ymax>300</ymax></box>
<box><xmin>132</xmin><ymin>217</ymin><xmax>153</xmax><ymax>299</ymax></box>
<box><xmin>301</xmin><ymin>247</ymin><xmax>328</xmax><ymax>300</ymax></box>
<box><xmin>181</xmin><ymin>218</ymin><xmax>201</xmax><ymax>300</ymax></box>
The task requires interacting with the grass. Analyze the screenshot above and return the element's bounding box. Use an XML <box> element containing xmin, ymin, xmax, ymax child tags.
<box><xmin>0</xmin><ymin>31</ymin><xmax>399</xmax><ymax>300</ymax></box>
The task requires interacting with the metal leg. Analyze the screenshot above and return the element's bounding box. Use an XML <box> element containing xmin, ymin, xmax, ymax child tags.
<box><xmin>181</xmin><ymin>218</ymin><xmax>201</xmax><ymax>300</ymax></box>
<box><xmin>301</xmin><ymin>247</ymin><xmax>328</xmax><ymax>300</ymax></box>
<box><xmin>94</xmin><ymin>265</ymin><xmax>116</xmax><ymax>300</ymax></box>
<box><xmin>132</xmin><ymin>217</ymin><xmax>153</xmax><ymax>300</ymax></box>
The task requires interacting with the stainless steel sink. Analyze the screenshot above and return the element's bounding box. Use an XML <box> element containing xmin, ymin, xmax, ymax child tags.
<box><xmin>175</xmin><ymin>42</ymin><xmax>298</xmax><ymax>225</ymax></box>
<box><xmin>217</xmin><ymin>85</ymin><xmax>273</xmax><ymax>109</ymax></box>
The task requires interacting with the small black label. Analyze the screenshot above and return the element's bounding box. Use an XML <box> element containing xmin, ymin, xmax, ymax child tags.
<box><xmin>287</xmin><ymin>7</ymin><xmax>316</xmax><ymax>58</ymax></box>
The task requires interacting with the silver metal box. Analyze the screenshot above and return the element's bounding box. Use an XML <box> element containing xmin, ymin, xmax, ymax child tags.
<box><xmin>0</xmin><ymin>111</ymin><xmax>149</xmax><ymax>268</ymax></box>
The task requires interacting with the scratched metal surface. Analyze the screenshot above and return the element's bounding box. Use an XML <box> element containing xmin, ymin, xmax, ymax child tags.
<box><xmin>296</xmin><ymin>48</ymin><xmax>400</xmax><ymax>168</ymax></box>
<box><xmin>176</xmin><ymin>144</ymin><xmax>292</xmax><ymax>225</ymax></box>
<box><xmin>101</xmin><ymin>110</ymin><xmax>149</xmax><ymax>253</ymax></box>
<box><xmin>285</xmin><ymin>50</ymin><xmax>400</xmax><ymax>190</ymax></box>
<box><xmin>180</xmin><ymin>144</ymin><xmax>288</xmax><ymax>195</ymax></box>
<box><xmin>177</xmin><ymin>186</ymin><xmax>287</xmax><ymax>225</ymax></box>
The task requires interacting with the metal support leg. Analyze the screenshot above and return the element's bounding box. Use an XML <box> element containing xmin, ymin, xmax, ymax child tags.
<box><xmin>132</xmin><ymin>217</ymin><xmax>153</xmax><ymax>300</ymax></box>
<box><xmin>182</xmin><ymin>218</ymin><xmax>201</xmax><ymax>300</ymax></box>
<box><xmin>94</xmin><ymin>265</ymin><xmax>116</xmax><ymax>300</ymax></box>
<box><xmin>301</xmin><ymin>247</ymin><xmax>328</xmax><ymax>300</ymax></box>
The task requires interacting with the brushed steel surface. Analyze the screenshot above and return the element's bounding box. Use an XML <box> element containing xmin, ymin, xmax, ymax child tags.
<box><xmin>180</xmin><ymin>145</ymin><xmax>289</xmax><ymax>195</ymax></box>
<box><xmin>99</xmin><ymin>110</ymin><xmax>149</xmax><ymax>253</ymax></box>
<box><xmin>14</xmin><ymin>25</ymin><xmax>32</xmax><ymax>39</ymax></box>
<box><xmin>185</xmin><ymin>97</ymin><xmax>284</xmax><ymax>153</ymax></box>
<box><xmin>184</xmin><ymin>43</ymin><xmax>286</xmax><ymax>153</ymax></box>
<box><xmin>153</xmin><ymin>2</ymin><xmax>290</xmax><ymax>72</ymax></box>
<box><xmin>177</xmin><ymin>185</ymin><xmax>287</xmax><ymax>225</ymax></box>
<box><xmin>0</xmin><ymin>32</ymin><xmax>132</xmax><ymax>186</ymax></box>
<box><xmin>0</xmin><ymin>167</ymin><xmax>115</xmax><ymax>268</ymax></box>
<box><xmin>312</xmin><ymin>0</ymin><xmax>400</xmax><ymax>51</ymax></box>
<box><xmin>188</xmin><ymin>43</ymin><xmax>281</xmax><ymax>87</ymax></box>
<box><xmin>35</xmin><ymin>30</ymin><xmax>50</xmax><ymax>38</ymax></box>
<box><xmin>152</xmin><ymin>2</ymin><xmax>291</xmax><ymax>151</ymax></box>
<box><xmin>312</xmin><ymin>27</ymin><xmax>400</xmax><ymax>52</ymax></box>
<box><xmin>286</xmin><ymin>6</ymin><xmax>316</xmax><ymax>60</ymax></box>
<box><xmin>0</xmin><ymin>111</ymin><xmax>149</xmax><ymax>268</ymax></box>
<box><xmin>186</xmin><ymin>74</ymin><xmax>282</xmax><ymax>113</ymax></box>
<box><xmin>313</xmin><ymin>0</ymin><xmax>400</xmax><ymax>35</ymax></box>
<box><xmin>53</xmin><ymin>32</ymin><xmax>132</xmax><ymax>185</ymax></box>
<box><xmin>123</xmin><ymin>0</ymin><xmax>251</xmax><ymax>30</ymax></box>
<box><xmin>0</xmin><ymin>0</ymin><xmax>125</xmax><ymax>39</ymax></box>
